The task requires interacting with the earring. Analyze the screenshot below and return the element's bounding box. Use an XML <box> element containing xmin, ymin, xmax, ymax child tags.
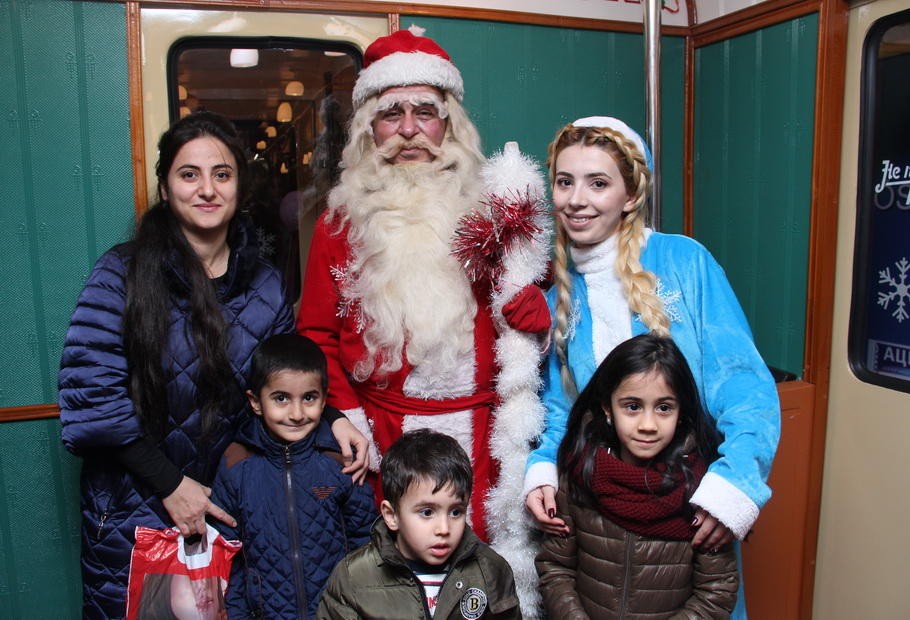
<box><xmin>605</xmin><ymin>416</ymin><xmax>612</xmax><ymax>426</ymax></box>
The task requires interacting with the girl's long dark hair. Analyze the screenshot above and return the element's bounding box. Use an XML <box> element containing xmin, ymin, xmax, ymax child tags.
<box><xmin>123</xmin><ymin>111</ymin><xmax>249</xmax><ymax>440</ymax></box>
<box><xmin>557</xmin><ymin>334</ymin><xmax>721</xmax><ymax>507</ymax></box>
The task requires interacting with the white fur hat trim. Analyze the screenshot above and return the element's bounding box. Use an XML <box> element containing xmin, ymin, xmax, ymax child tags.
<box><xmin>353</xmin><ymin>51</ymin><xmax>464</xmax><ymax>107</ymax></box>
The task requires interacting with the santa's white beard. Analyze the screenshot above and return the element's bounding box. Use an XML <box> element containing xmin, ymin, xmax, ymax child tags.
<box><xmin>334</xmin><ymin>154</ymin><xmax>482</xmax><ymax>394</ymax></box>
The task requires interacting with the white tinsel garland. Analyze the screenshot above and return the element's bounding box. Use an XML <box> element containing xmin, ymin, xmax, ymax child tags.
<box><xmin>472</xmin><ymin>142</ymin><xmax>551</xmax><ymax>619</ymax></box>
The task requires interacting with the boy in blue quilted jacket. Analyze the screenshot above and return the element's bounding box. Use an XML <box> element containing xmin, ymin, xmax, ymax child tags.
<box><xmin>210</xmin><ymin>334</ymin><xmax>377</xmax><ymax>619</ymax></box>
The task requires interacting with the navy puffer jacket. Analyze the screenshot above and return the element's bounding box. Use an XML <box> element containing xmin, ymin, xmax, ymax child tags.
<box><xmin>211</xmin><ymin>414</ymin><xmax>376</xmax><ymax>619</ymax></box>
<box><xmin>58</xmin><ymin>217</ymin><xmax>294</xmax><ymax>619</ymax></box>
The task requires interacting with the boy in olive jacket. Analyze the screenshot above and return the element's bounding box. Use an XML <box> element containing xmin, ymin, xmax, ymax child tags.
<box><xmin>316</xmin><ymin>429</ymin><xmax>521</xmax><ymax>619</ymax></box>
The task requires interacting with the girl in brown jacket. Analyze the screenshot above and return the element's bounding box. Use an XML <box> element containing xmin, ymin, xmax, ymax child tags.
<box><xmin>536</xmin><ymin>334</ymin><xmax>739</xmax><ymax>619</ymax></box>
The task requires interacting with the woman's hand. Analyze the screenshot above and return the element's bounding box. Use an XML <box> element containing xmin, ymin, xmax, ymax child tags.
<box><xmin>691</xmin><ymin>508</ymin><xmax>735</xmax><ymax>552</ymax></box>
<box><xmin>330</xmin><ymin>416</ymin><xmax>370</xmax><ymax>484</ymax></box>
<box><xmin>525</xmin><ymin>485</ymin><xmax>570</xmax><ymax>536</ymax></box>
<box><xmin>162</xmin><ymin>476</ymin><xmax>236</xmax><ymax>536</ymax></box>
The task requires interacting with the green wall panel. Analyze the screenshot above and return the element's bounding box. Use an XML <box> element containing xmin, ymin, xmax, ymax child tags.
<box><xmin>0</xmin><ymin>0</ymin><xmax>133</xmax><ymax>408</ymax></box>
<box><xmin>1</xmin><ymin>1</ymin><xmax>133</xmax><ymax>617</ymax></box>
<box><xmin>694</xmin><ymin>15</ymin><xmax>817</xmax><ymax>377</ymax></box>
<box><xmin>402</xmin><ymin>16</ymin><xmax>686</xmax><ymax>232</ymax></box>
<box><xmin>0</xmin><ymin>420</ymin><xmax>82</xmax><ymax>617</ymax></box>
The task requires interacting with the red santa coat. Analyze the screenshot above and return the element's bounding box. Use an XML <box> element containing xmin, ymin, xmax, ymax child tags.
<box><xmin>297</xmin><ymin>211</ymin><xmax>498</xmax><ymax>541</ymax></box>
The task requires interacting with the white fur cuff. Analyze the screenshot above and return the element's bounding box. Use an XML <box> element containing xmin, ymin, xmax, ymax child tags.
<box><xmin>342</xmin><ymin>407</ymin><xmax>382</xmax><ymax>472</ymax></box>
<box><xmin>522</xmin><ymin>461</ymin><xmax>559</xmax><ymax>501</ymax></box>
<box><xmin>689</xmin><ymin>471</ymin><xmax>760</xmax><ymax>540</ymax></box>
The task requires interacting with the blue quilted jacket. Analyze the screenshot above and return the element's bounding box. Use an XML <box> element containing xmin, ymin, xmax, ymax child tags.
<box><xmin>211</xmin><ymin>414</ymin><xmax>377</xmax><ymax>619</ymax></box>
<box><xmin>58</xmin><ymin>217</ymin><xmax>295</xmax><ymax>619</ymax></box>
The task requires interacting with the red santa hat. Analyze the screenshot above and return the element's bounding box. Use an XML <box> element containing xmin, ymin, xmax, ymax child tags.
<box><xmin>352</xmin><ymin>27</ymin><xmax>464</xmax><ymax>107</ymax></box>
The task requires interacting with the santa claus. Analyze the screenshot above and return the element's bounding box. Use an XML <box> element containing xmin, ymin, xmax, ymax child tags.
<box><xmin>297</xmin><ymin>29</ymin><xmax>549</xmax><ymax>542</ymax></box>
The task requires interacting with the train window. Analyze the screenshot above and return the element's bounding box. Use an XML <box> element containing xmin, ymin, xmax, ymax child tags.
<box><xmin>849</xmin><ymin>10</ymin><xmax>910</xmax><ymax>392</ymax></box>
<box><xmin>168</xmin><ymin>37</ymin><xmax>360</xmax><ymax>303</ymax></box>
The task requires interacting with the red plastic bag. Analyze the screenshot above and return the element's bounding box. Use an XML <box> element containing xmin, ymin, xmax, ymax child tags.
<box><xmin>126</xmin><ymin>525</ymin><xmax>241</xmax><ymax>620</ymax></box>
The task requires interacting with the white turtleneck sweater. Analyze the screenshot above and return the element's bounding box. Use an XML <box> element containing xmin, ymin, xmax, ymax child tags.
<box><xmin>570</xmin><ymin>234</ymin><xmax>632</xmax><ymax>366</ymax></box>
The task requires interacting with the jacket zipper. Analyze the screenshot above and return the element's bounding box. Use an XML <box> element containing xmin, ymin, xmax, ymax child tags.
<box><xmin>421</xmin><ymin>559</ymin><xmax>462</xmax><ymax>619</ymax></box>
<box><xmin>284</xmin><ymin>446</ymin><xmax>308</xmax><ymax>617</ymax></box>
<box><xmin>94</xmin><ymin>492</ymin><xmax>114</xmax><ymax>540</ymax></box>
<box><xmin>619</xmin><ymin>530</ymin><xmax>634</xmax><ymax>618</ymax></box>
<box><xmin>96</xmin><ymin>511</ymin><xmax>109</xmax><ymax>539</ymax></box>
<box><xmin>414</xmin><ymin>572</ymin><xmax>433</xmax><ymax>619</ymax></box>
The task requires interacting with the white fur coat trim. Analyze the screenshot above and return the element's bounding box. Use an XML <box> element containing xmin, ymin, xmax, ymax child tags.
<box><xmin>480</xmin><ymin>142</ymin><xmax>550</xmax><ymax>619</ymax></box>
<box><xmin>689</xmin><ymin>471</ymin><xmax>760</xmax><ymax>540</ymax></box>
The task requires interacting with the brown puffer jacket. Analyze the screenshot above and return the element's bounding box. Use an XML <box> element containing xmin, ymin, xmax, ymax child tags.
<box><xmin>535</xmin><ymin>488</ymin><xmax>738</xmax><ymax>619</ymax></box>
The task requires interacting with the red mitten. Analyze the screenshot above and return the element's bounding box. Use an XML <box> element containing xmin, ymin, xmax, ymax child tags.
<box><xmin>502</xmin><ymin>285</ymin><xmax>551</xmax><ymax>333</ymax></box>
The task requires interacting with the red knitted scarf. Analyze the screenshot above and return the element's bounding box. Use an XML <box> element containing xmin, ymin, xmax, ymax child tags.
<box><xmin>581</xmin><ymin>448</ymin><xmax>707</xmax><ymax>540</ymax></box>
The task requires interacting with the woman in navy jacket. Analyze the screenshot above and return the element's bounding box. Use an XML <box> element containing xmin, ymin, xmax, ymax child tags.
<box><xmin>58</xmin><ymin>111</ymin><xmax>366</xmax><ymax>619</ymax></box>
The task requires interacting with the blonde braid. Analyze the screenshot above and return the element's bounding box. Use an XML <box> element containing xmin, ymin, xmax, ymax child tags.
<box><xmin>552</xmin><ymin>223</ymin><xmax>578</xmax><ymax>398</ymax></box>
<box><xmin>606</xmin><ymin>130</ymin><xmax>671</xmax><ymax>335</ymax></box>
<box><xmin>547</xmin><ymin>124</ymin><xmax>583</xmax><ymax>398</ymax></box>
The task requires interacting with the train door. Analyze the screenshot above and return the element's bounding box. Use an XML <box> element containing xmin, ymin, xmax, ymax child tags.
<box><xmin>814</xmin><ymin>1</ymin><xmax>910</xmax><ymax>617</ymax></box>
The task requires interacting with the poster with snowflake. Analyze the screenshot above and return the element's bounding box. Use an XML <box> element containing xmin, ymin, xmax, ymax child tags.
<box><xmin>855</xmin><ymin>158</ymin><xmax>910</xmax><ymax>383</ymax></box>
<box><xmin>850</xmin><ymin>45</ymin><xmax>910</xmax><ymax>387</ymax></box>
<box><xmin>864</xmin><ymin>255</ymin><xmax>910</xmax><ymax>380</ymax></box>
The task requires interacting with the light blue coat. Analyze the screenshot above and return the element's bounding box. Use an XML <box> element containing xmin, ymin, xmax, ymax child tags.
<box><xmin>527</xmin><ymin>233</ymin><xmax>780</xmax><ymax>617</ymax></box>
<box><xmin>530</xmin><ymin>232</ymin><xmax>780</xmax><ymax>510</ymax></box>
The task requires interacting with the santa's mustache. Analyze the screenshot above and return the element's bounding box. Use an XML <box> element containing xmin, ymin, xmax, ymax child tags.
<box><xmin>376</xmin><ymin>133</ymin><xmax>444</xmax><ymax>160</ymax></box>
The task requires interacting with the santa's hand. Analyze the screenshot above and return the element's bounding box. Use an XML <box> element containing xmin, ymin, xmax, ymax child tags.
<box><xmin>329</xmin><ymin>416</ymin><xmax>370</xmax><ymax>484</ymax></box>
<box><xmin>502</xmin><ymin>285</ymin><xmax>550</xmax><ymax>334</ymax></box>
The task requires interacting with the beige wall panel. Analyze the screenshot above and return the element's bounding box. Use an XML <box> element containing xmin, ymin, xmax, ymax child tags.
<box><xmin>815</xmin><ymin>1</ymin><xmax>910</xmax><ymax>618</ymax></box>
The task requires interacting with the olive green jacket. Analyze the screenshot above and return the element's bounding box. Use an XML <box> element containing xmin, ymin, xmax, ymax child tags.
<box><xmin>316</xmin><ymin>520</ymin><xmax>522</xmax><ymax>619</ymax></box>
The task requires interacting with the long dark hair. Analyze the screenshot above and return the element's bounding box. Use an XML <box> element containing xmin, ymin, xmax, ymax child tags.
<box><xmin>123</xmin><ymin>111</ymin><xmax>249</xmax><ymax>440</ymax></box>
<box><xmin>557</xmin><ymin>334</ymin><xmax>721</xmax><ymax>506</ymax></box>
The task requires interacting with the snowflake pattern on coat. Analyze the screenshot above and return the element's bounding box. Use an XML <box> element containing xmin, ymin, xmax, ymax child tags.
<box><xmin>331</xmin><ymin>262</ymin><xmax>366</xmax><ymax>333</ymax></box>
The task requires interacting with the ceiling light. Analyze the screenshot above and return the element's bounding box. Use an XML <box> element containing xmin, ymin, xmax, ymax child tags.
<box><xmin>229</xmin><ymin>49</ymin><xmax>259</xmax><ymax>68</ymax></box>
<box><xmin>256</xmin><ymin>140</ymin><xmax>266</xmax><ymax>150</ymax></box>
<box><xmin>265</xmin><ymin>126</ymin><xmax>277</xmax><ymax>138</ymax></box>
<box><xmin>177</xmin><ymin>85</ymin><xmax>187</xmax><ymax>100</ymax></box>
<box><xmin>179</xmin><ymin>106</ymin><xmax>191</xmax><ymax>118</ymax></box>
<box><xmin>276</xmin><ymin>102</ymin><xmax>292</xmax><ymax>123</ymax></box>
<box><xmin>284</xmin><ymin>81</ymin><xmax>304</xmax><ymax>96</ymax></box>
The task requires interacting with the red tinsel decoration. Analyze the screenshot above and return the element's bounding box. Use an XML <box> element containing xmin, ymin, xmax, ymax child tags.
<box><xmin>451</xmin><ymin>188</ymin><xmax>548</xmax><ymax>287</ymax></box>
